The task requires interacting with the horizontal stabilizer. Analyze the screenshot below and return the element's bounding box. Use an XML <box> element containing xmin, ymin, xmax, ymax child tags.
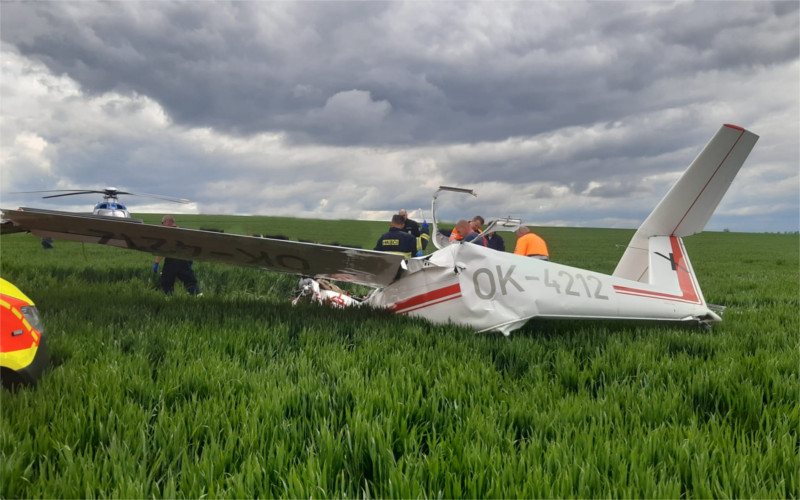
<box><xmin>614</xmin><ymin>124</ymin><xmax>758</xmax><ymax>282</ymax></box>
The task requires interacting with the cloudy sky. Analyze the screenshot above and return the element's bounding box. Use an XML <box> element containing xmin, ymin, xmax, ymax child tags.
<box><xmin>1</xmin><ymin>1</ymin><xmax>797</xmax><ymax>232</ymax></box>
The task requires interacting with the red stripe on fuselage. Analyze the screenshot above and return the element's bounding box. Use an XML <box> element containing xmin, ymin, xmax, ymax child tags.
<box><xmin>670</xmin><ymin>236</ymin><xmax>700</xmax><ymax>303</ymax></box>
<box><xmin>388</xmin><ymin>283</ymin><xmax>462</xmax><ymax>314</ymax></box>
<box><xmin>613</xmin><ymin>237</ymin><xmax>702</xmax><ymax>304</ymax></box>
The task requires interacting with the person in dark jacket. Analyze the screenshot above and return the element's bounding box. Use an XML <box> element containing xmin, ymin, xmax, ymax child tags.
<box><xmin>375</xmin><ymin>215</ymin><xmax>418</xmax><ymax>258</ymax></box>
<box><xmin>484</xmin><ymin>231</ymin><xmax>506</xmax><ymax>251</ymax></box>
<box><xmin>153</xmin><ymin>215</ymin><xmax>202</xmax><ymax>296</ymax></box>
<box><xmin>468</xmin><ymin>220</ymin><xmax>505</xmax><ymax>252</ymax></box>
<box><xmin>398</xmin><ymin>209</ymin><xmax>421</xmax><ymax>237</ymax></box>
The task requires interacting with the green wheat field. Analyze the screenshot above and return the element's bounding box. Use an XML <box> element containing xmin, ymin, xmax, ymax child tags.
<box><xmin>1</xmin><ymin>215</ymin><xmax>797</xmax><ymax>498</ymax></box>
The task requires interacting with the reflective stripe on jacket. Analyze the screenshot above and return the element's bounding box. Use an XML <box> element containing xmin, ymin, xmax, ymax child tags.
<box><xmin>375</xmin><ymin>227</ymin><xmax>417</xmax><ymax>258</ymax></box>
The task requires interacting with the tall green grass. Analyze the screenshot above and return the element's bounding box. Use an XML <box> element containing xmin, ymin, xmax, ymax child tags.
<box><xmin>1</xmin><ymin>218</ymin><xmax>797</xmax><ymax>498</ymax></box>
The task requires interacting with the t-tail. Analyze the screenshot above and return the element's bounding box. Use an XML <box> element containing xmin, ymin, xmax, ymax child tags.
<box><xmin>613</xmin><ymin>124</ymin><xmax>759</xmax><ymax>319</ymax></box>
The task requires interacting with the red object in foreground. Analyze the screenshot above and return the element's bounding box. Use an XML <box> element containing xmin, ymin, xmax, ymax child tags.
<box><xmin>1</xmin><ymin>278</ymin><xmax>48</xmax><ymax>388</ymax></box>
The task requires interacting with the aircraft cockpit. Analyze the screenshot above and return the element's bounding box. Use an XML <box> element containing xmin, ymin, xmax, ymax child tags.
<box><xmin>93</xmin><ymin>201</ymin><xmax>130</xmax><ymax>218</ymax></box>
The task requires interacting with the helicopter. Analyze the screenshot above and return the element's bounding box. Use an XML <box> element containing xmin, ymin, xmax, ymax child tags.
<box><xmin>12</xmin><ymin>187</ymin><xmax>190</xmax><ymax>218</ymax></box>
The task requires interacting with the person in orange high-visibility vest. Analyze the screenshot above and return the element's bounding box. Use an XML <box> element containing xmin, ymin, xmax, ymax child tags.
<box><xmin>449</xmin><ymin>219</ymin><xmax>474</xmax><ymax>242</ymax></box>
<box><xmin>513</xmin><ymin>226</ymin><xmax>549</xmax><ymax>260</ymax></box>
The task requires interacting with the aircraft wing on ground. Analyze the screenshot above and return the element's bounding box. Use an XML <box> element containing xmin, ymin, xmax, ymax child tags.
<box><xmin>1</xmin><ymin>208</ymin><xmax>403</xmax><ymax>288</ymax></box>
<box><xmin>1</xmin><ymin>218</ymin><xmax>26</xmax><ymax>235</ymax></box>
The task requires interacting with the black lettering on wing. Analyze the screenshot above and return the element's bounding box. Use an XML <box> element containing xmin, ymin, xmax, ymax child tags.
<box><xmin>118</xmin><ymin>234</ymin><xmax>168</xmax><ymax>252</ymax></box>
<box><xmin>210</xmin><ymin>251</ymin><xmax>234</xmax><ymax>257</ymax></box>
<box><xmin>88</xmin><ymin>229</ymin><xmax>116</xmax><ymax>245</ymax></box>
<box><xmin>235</xmin><ymin>248</ymin><xmax>311</xmax><ymax>272</ymax></box>
<box><xmin>118</xmin><ymin>233</ymin><xmax>143</xmax><ymax>250</ymax></box>
<box><xmin>140</xmin><ymin>236</ymin><xmax>167</xmax><ymax>252</ymax></box>
<box><xmin>236</xmin><ymin>248</ymin><xmax>275</xmax><ymax>267</ymax></box>
<box><xmin>277</xmin><ymin>254</ymin><xmax>310</xmax><ymax>272</ymax></box>
<box><xmin>176</xmin><ymin>240</ymin><xmax>202</xmax><ymax>257</ymax></box>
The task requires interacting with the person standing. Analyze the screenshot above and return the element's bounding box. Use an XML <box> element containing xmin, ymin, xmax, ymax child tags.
<box><xmin>153</xmin><ymin>215</ymin><xmax>202</xmax><ymax>296</ymax></box>
<box><xmin>397</xmin><ymin>210</ymin><xmax>431</xmax><ymax>255</ymax></box>
<box><xmin>470</xmin><ymin>216</ymin><xmax>485</xmax><ymax>234</ymax></box>
<box><xmin>416</xmin><ymin>221</ymin><xmax>431</xmax><ymax>256</ymax></box>
<box><xmin>450</xmin><ymin>219</ymin><xmax>482</xmax><ymax>243</ymax></box>
<box><xmin>513</xmin><ymin>226</ymin><xmax>549</xmax><ymax>260</ymax></box>
<box><xmin>374</xmin><ymin>214</ymin><xmax>419</xmax><ymax>258</ymax></box>
<box><xmin>483</xmin><ymin>231</ymin><xmax>506</xmax><ymax>251</ymax></box>
<box><xmin>398</xmin><ymin>209</ymin><xmax>421</xmax><ymax>237</ymax></box>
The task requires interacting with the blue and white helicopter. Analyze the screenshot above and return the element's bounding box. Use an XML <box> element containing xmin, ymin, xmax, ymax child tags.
<box><xmin>14</xmin><ymin>187</ymin><xmax>189</xmax><ymax>218</ymax></box>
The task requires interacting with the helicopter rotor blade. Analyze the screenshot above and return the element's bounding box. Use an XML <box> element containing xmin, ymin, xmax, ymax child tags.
<box><xmin>12</xmin><ymin>189</ymin><xmax>104</xmax><ymax>196</ymax></box>
<box><xmin>124</xmin><ymin>192</ymin><xmax>191</xmax><ymax>204</ymax></box>
<box><xmin>11</xmin><ymin>188</ymin><xmax>189</xmax><ymax>204</ymax></box>
<box><xmin>13</xmin><ymin>189</ymin><xmax>121</xmax><ymax>199</ymax></box>
<box><xmin>41</xmin><ymin>191</ymin><xmax>108</xmax><ymax>199</ymax></box>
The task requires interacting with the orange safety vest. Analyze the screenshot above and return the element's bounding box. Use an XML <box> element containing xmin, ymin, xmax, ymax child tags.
<box><xmin>514</xmin><ymin>232</ymin><xmax>549</xmax><ymax>257</ymax></box>
<box><xmin>449</xmin><ymin>228</ymin><xmax>464</xmax><ymax>241</ymax></box>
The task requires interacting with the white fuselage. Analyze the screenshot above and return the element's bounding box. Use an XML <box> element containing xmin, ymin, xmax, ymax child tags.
<box><xmin>367</xmin><ymin>242</ymin><xmax>717</xmax><ymax>335</ymax></box>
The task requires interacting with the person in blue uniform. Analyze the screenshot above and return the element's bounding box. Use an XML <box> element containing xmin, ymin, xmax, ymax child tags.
<box><xmin>374</xmin><ymin>215</ymin><xmax>419</xmax><ymax>258</ymax></box>
<box><xmin>153</xmin><ymin>215</ymin><xmax>202</xmax><ymax>296</ymax></box>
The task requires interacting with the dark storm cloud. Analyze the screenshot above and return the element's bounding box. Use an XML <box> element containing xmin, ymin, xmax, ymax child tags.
<box><xmin>3</xmin><ymin>1</ymin><xmax>797</xmax><ymax>148</ymax></box>
<box><xmin>1</xmin><ymin>1</ymin><xmax>797</xmax><ymax>231</ymax></box>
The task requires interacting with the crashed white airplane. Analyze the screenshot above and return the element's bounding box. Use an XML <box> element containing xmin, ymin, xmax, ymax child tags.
<box><xmin>1</xmin><ymin>124</ymin><xmax>758</xmax><ymax>335</ymax></box>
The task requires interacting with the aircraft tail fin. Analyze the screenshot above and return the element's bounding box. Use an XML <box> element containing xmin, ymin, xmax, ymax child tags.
<box><xmin>613</xmin><ymin>124</ymin><xmax>758</xmax><ymax>283</ymax></box>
